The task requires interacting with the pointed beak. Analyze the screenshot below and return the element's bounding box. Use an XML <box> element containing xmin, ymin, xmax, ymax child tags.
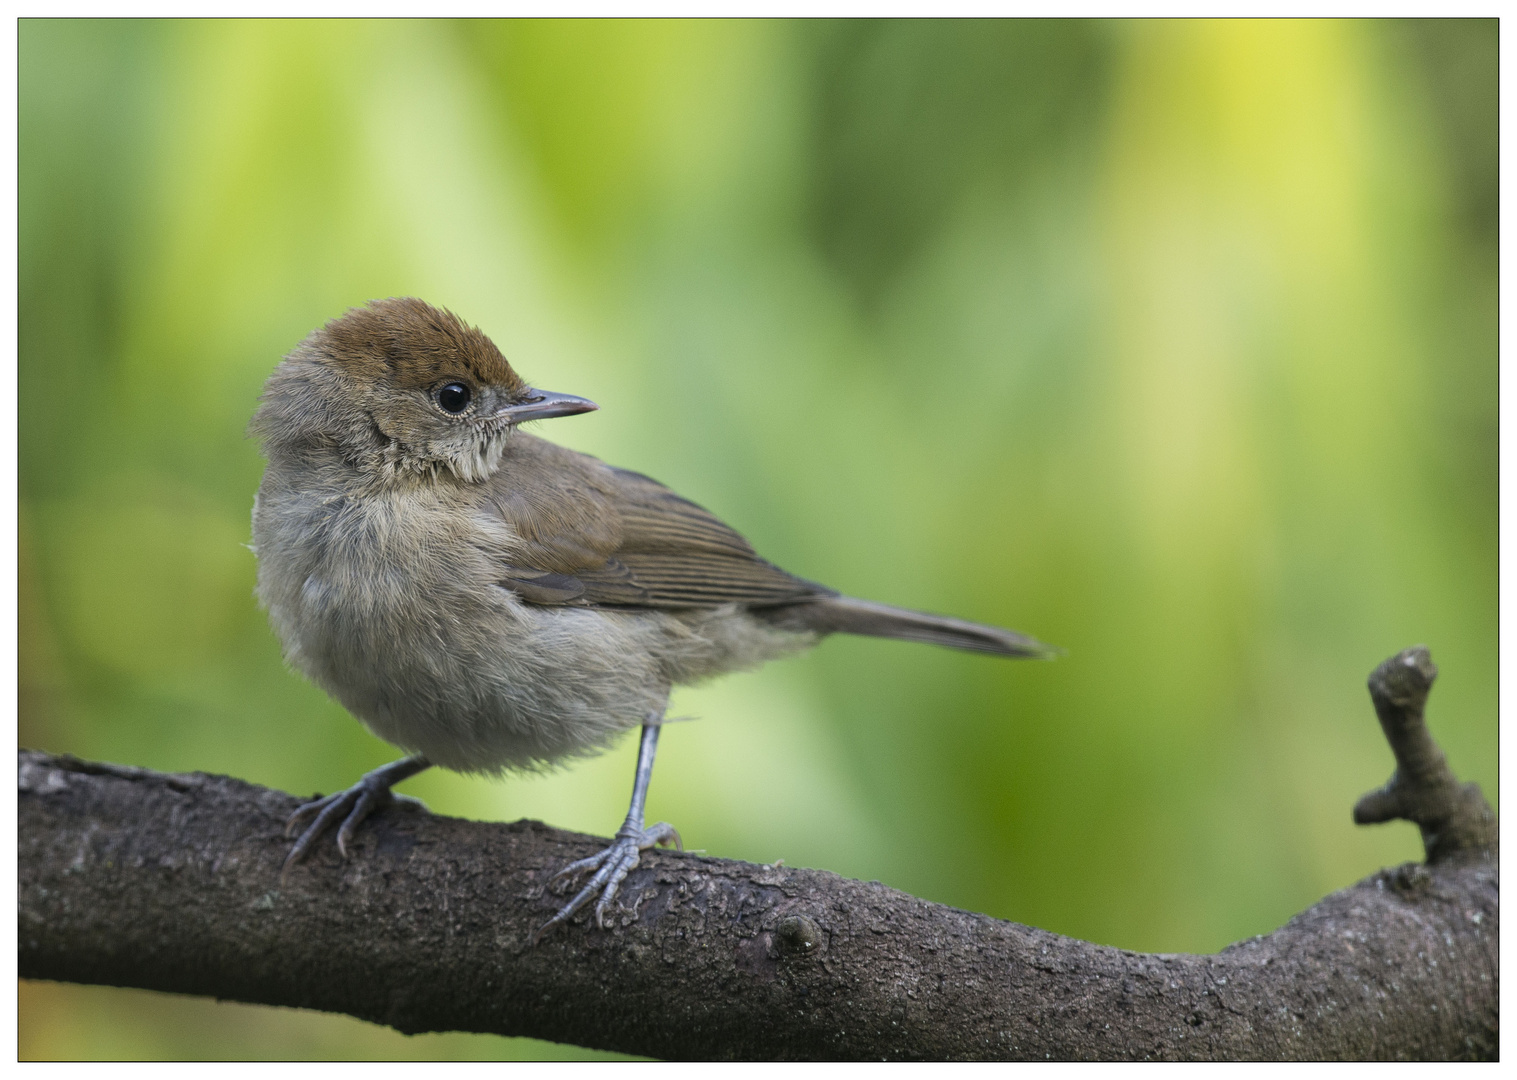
<box><xmin>495</xmin><ymin>388</ymin><xmax>599</xmax><ymax>424</ymax></box>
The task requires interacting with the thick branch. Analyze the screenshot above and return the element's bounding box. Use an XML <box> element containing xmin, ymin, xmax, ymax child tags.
<box><xmin>18</xmin><ymin>649</ymin><xmax>1497</xmax><ymax>1060</ymax></box>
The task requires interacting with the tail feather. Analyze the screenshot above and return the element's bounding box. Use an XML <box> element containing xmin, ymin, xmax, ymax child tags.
<box><xmin>759</xmin><ymin>595</ymin><xmax>1054</xmax><ymax>659</ymax></box>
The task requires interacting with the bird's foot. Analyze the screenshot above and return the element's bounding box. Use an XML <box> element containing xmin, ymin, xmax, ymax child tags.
<box><xmin>535</xmin><ymin>821</ymin><xmax>682</xmax><ymax>942</ymax></box>
<box><xmin>282</xmin><ymin>757</ymin><xmax>429</xmax><ymax>876</ymax></box>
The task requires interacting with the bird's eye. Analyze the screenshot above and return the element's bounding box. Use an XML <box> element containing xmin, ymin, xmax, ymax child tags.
<box><xmin>437</xmin><ymin>383</ymin><xmax>472</xmax><ymax>414</ymax></box>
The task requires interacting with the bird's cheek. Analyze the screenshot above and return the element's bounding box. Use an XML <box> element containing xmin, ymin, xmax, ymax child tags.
<box><xmin>369</xmin><ymin>402</ymin><xmax>449</xmax><ymax>454</ymax></box>
<box><xmin>367</xmin><ymin>400</ymin><xmax>416</xmax><ymax>444</ymax></box>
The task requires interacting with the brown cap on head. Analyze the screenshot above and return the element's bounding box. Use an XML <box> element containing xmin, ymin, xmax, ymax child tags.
<box><xmin>311</xmin><ymin>297</ymin><xmax>527</xmax><ymax>394</ymax></box>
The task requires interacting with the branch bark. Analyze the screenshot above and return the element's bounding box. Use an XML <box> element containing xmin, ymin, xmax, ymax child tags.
<box><xmin>18</xmin><ymin>647</ymin><xmax>1497</xmax><ymax>1060</ymax></box>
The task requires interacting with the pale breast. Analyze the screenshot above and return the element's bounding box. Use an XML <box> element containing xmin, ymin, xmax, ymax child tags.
<box><xmin>252</xmin><ymin>467</ymin><xmax>674</xmax><ymax>770</ymax></box>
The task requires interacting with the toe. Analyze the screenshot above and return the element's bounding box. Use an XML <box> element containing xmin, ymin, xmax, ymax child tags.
<box><xmin>549</xmin><ymin>849</ymin><xmax>611</xmax><ymax>887</ymax></box>
<box><xmin>282</xmin><ymin>788</ymin><xmax>362</xmax><ymax>872</ymax></box>
<box><xmin>335</xmin><ymin>787</ymin><xmax>380</xmax><ymax>858</ymax></box>
<box><xmin>285</xmin><ymin>793</ymin><xmax>336</xmax><ymax>837</ymax></box>
<box><xmin>641</xmin><ymin>822</ymin><xmax>681</xmax><ymax>851</ymax></box>
<box><xmin>537</xmin><ymin>838</ymin><xmax>649</xmax><ymax>941</ymax></box>
<box><xmin>592</xmin><ymin>848</ymin><xmax>640</xmax><ymax>927</ymax></box>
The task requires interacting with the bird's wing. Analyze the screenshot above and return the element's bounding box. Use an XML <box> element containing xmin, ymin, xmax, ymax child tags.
<box><xmin>478</xmin><ymin>435</ymin><xmax>831</xmax><ymax>610</ymax></box>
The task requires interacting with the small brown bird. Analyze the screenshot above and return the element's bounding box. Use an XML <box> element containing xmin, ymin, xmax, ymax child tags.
<box><xmin>251</xmin><ymin>297</ymin><xmax>1050</xmax><ymax>939</ymax></box>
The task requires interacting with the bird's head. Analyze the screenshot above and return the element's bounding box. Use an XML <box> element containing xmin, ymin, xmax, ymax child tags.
<box><xmin>252</xmin><ymin>298</ymin><xmax>596</xmax><ymax>484</ymax></box>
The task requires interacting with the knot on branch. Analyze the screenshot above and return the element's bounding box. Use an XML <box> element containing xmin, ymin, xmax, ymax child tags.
<box><xmin>1352</xmin><ymin>646</ymin><xmax>1496</xmax><ymax>865</ymax></box>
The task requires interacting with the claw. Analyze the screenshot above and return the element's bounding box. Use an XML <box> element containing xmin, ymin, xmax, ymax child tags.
<box><xmin>549</xmin><ymin>851</ymin><xmax>609</xmax><ymax>886</ymax></box>
<box><xmin>533</xmin><ymin>823</ymin><xmax>682</xmax><ymax>943</ymax></box>
<box><xmin>282</xmin><ymin>786</ymin><xmax>383</xmax><ymax>877</ymax></box>
<box><xmin>280</xmin><ymin>756</ymin><xmax>430</xmax><ymax>878</ymax></box>
<box><xmin>336</xmin><ymin>786</ymin><xmax>382</xmax><ymax>857</ymax></box>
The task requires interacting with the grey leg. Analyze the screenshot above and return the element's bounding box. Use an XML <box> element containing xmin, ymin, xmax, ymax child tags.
<box><xmin>283</xmin><ymin>755</ymin><xmax>431</xmax><ymax>874</ymax></box>
<box><xmin>535</xmin><ymin>722</ymin><xmax>682</xmax><ymax>942</ymax></box>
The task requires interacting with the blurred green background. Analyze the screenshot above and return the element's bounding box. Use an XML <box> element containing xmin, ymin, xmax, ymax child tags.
<box><xmin>18</xmin><ymin>18</ymin><xmax>1496</xmax><ymax>1061</ymax></box>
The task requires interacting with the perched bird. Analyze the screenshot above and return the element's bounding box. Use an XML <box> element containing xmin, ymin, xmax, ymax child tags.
<box><xmin>251</xmin><ymin>297</ymin><xmax>1050</xmax><ymax>940</ymax></box>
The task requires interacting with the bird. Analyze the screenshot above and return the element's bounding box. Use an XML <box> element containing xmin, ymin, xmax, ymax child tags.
<box><xmin>250</xmin><ymin>297</ymin><xmax>1051</xmax><ymax>941</ymax></box>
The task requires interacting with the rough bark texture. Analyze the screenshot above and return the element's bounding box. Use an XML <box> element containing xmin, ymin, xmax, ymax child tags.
<box><xmin>18</xmin><ymin>647</ymin><xmax>1497</xmax><ymax>1060</ymax></box>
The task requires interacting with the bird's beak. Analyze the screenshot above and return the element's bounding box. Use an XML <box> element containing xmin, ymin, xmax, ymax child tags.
<box><xmin>495</xmin><ymin>388</ymin><xmax>599</xmax><ymax>424</ymax></box>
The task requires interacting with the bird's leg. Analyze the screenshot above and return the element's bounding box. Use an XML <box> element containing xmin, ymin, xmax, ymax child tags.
<box><xmin>283</xmin><ymin>755</ymin><xmax>431</xmax><ymax>875</ymax></box>
<box><xmin>535</xmin><ymin>720</ymin><xmax>682</xmax><ymax>942</ymax></box>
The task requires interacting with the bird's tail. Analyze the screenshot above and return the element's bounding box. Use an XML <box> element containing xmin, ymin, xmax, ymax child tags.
<box><xmin>758</xmin><ymin>595</ymin><xmax>1054</xmax><ymax>659</ymax></box>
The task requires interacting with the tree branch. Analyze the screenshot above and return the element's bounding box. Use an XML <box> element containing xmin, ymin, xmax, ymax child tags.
<box><xmin>1352</xmin><ymin>646</ymin><xmax>1498</xmax><ymax>864</ymax></box>
<box><xmin>19</xmin><ymin>647</ymin><xmax>1497</xmax><ymax>1060</ymax></box>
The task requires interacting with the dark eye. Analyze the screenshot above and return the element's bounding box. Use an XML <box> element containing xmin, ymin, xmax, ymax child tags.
<box><xmin>437</xmin><ymin>383</ymin><xmax>471</xmax><ymax>413</ymax></box>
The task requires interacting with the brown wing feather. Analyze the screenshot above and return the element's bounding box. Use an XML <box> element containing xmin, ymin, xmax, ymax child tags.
<box><xmin>478</xmin><ymin>435</ymin><xmax>830</xmax><ymax>610</ymax></box>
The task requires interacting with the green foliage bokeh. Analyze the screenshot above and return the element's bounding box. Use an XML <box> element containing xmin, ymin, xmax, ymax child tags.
<box><xmin>19</xmin><ymin>18</ymin><xmax>1496</xmax><ymax>1060</ymax></box>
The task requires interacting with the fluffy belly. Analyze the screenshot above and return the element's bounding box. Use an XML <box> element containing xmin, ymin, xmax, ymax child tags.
<box><xmin>285</xmin><ymin>578</ymin><xmax>677</xmax><ymax>772</ymax></box>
